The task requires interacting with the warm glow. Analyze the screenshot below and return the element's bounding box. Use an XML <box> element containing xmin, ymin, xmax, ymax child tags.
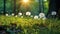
<box><xmin>23</xmin><ymin>0</ymin><xmax>29</xmax><ymax>3</ymax></box>
<box><xmin>20</xmin><ymin>0</ymin><xmax>31</xmax><ymax>8</ymax></box>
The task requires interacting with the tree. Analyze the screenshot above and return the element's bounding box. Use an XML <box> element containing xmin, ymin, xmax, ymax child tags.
<box><xmin>13</xmin><ymin>0</ymin><xmax>16</xmax><ymax>15</ymax></box>
<box><xmin>46</xmin><ymin>0</ymin><xmax>56</xmax><ymax>17</ymax></box>
<box><xmin>17</xmin><ymin>0</ymin><xmax>21</xmax><ymax>13</ymax></box>
<box><xmin>4</xmin><ymin>0</ymin><xmax>6</xmax><ymax>15</ymax></box>
<box><xmin>56</xmin><ymin>0</ymin><xmax>60</xmax><ymax>18</ymax></box>
<box><xmin>47</xmin><ymin>0</ymin><xmax>60</xmax><ymax>18</ymax></box>
<box><xmin>39</xmin><ymin>0</ymin><xmax>44</xmax><ymax>13</ymax></box>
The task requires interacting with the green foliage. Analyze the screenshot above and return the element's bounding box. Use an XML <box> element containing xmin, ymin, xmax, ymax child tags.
<box><xmin>0</xmin><ymin>0</ymin><xmax>49</xmax><ymax>14</ymax></box>
<box><xmin>0</xmin><ymin>16</ymin><xmax>60</xmax><ymax>34</ymax></box>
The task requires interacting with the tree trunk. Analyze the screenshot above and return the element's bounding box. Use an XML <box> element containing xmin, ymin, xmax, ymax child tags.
<box><xmin>13</xmin><ymin>0</ymin><xmax>16</xmax><ymax>15</ymax></box>
<box><xmin>48</xmin><ymin>0</ymin><xmax>60</xmax><ymax>18</ymax></box>
<box><xmin>39</xmin><ymin>0</ymin><xmax>44</xmax><ymax>13</ymax></box>
<box><xmin>4</xmin><ymin>0</ymin><xmax>6</xmax><ymax>15</ymax></box>
<box><xmin>56</xmin><ymin>0</ymin><xmax>60</xmax><ymax>18</ymax></box>
<box><xmin>47</xmin><ymin>0</ymin><xmax>57</xmax><ymax>18</ymax></box>
<box><xmin>48</xmin><ymin>0</ymin><xmax>57</xmax><ymax>14</ymax></box>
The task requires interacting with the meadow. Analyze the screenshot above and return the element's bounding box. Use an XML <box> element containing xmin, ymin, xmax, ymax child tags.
<box><xmin>0</xmin><ymin>15</ymin><xmax>60</xmax><ymax>34</ymax></box>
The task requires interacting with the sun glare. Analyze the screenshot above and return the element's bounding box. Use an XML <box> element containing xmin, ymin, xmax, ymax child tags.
<box><xmin>23</xmin><ymin>0</ymin><xmax>29</xmax><ymax>3</ymax></box>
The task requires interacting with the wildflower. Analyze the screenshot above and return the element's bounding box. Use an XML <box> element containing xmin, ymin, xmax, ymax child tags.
<box><xmin>30</xmin><ymin>15</ymin><xmax>33</xmax><ymax>17</ymax></box>
<box><xmin>34</xmin><ymin>15</ymin><xmax>39</xmax><ymax>19</ymax></box>
<box><xmin>6</xmin><ymin>14</ymin><xmax>8</xmax><ymax>16</ymax></box>
<box><xmin>18</xmin><ymin>12</ymin><xmax>22</xmax><ymax>16</ymax></box>
<box><xmin>44</xmin><ymin>0</ymin><xmax>47</xmax><ymax>1</ymax></box>
<box><xmin>51</xmin><ymin>11</ymin><xmax>56</xmax><ymax>15</ymax></box>
<box><xmin>35</xmin><ymin>0</ymin><xmax>39</xmax><ymax>2</ymax></box>
<box><xmin>39</xmin><ymin>13</ymin><xmax>45</xmax><ymax>18</ymax></box>
<box><xmin>15</xmin><ymin>15</ymin><xmax>18</xmax><ymax>17</ymax></box>
<box><xmin>42</xmin><ymin>17</ymin><xmax>46</xmax><ymax>20</ymax></box>
<box><xmin>26</xmin><ymin>11</ymin><xmax>31</xmax><ymax>16</ymax></box>
<box><xmin>21</xmin><ymin>16</ymin><xmax>23</xmax><ymax>18</ymax></box>
<box><xmin>12</xmin><ymin>13</ymin><xmax>14</xmax><ymax>16</ymax></box>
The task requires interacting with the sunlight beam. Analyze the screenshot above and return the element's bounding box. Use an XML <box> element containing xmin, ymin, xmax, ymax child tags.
<box><xmin>23</xmin><ymin>0</ymin><xmax>29</xmax><ymax>3</ymax></box>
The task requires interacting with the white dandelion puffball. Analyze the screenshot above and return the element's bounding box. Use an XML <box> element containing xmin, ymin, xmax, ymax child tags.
<box><xmin>44</xmin><ymin>0</ymin><xmax>47</xmax><ymax>1</ymax></box>
<box><xmin>51</xmin><ymin>11</ymin><xmax>56</xmax><ymax>15</ymax></box>
<box><xmin>35</xmin><ymin>0</ymin><xmax>39</xmax><ymax>2</ymax></box>
<box><xmin>18</xmin><ymin>12</ymin><xmax>22</xmax><ymax>16</ymax></box>
<box><xmin>21</xmin><ymin>16</ymin><xmax>23</xmax><ymax>18</ymax></box>
<box><xmin>42</xmin><ymin>17</ymin><xmax>46</xmax><ymax>20</ymax></box>
<box><xmin>30</xmin><ymin>15</ymin><xmax>33</xmax><ymax>17</ymax></box>
<box><xmin>39</xmin><ymin>13</ymin><xmax>45</xmax><ymax>18</ymax></box>
<box><xmin>26</xmin><ymin>12</ymin><xmax>31</xmax><ymax>16</ymax></box>
<box><xmin>6</xmin><ymin>14</ymin><xmax>8</xmax><ymax>16</ymax></box>
<box><xmin>34</xmin><ymin>16</ymin><xmax>39</xmax><ymax>19</ymax></box>
<box><xmin>15</xmin><ymin>15</ymin><xmax>17</xmax><ymax>17</ymax></box>
<box><xmin>12</xmin><ymin>13</ymin><xmax>14</xmax><ymax>16</ymax></box>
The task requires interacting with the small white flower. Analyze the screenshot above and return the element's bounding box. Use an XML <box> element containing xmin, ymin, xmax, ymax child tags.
<box><xmin>39</xmin><ymin>13</ymin><xmax>45</xmax><ymax>18</ymax></box>
<box><xmin>18</xmin><ymin>12</ymin><xmax>22</xmax><ymax>16</ymax></box>
<box><xmin>44</xmin><ymin>0</ymin><xmax>47</xmax><ymax>1</ymax></box>
<box><xmin>6</xmin><ymin>14</ymin><xmax>8</xmax><ymax>16</ymax></box>
<box><xmin>26</xmin><ymin>11</ymin><xmax>31</xmax><ymax>16</ymax></box>
<box><xmin>30</xmin><ymin>15</ymin><xmax>33</xmax><ymax>17</ymax></box>
<box><xmin>21</xmin><ymin>16</ymin><xmax>23</xmax><ymax>18</ymax></box>
<box><xmin>35</xmin><ymin>0</ymin><xmax>39</xmax><ymax>2</ymax></box>
<box><xmin>42</xmin><ymin>17</ymin><xmax>46</xmax><ymax>20</ymax></box>
<box><xmin>15</xmin><ymin>15</ymin><xmax>17</xmax><ymax>17</ymax></box>
<box><xmin>12</xmin><ymin>13</ymin><xmax>14</xmax><ymax>16</ymax></box>
<box><xmin>34</xmin><ymin>15</ymin><xmax>39</xmax><ymax>19</ymax></box>
<box><xmin>51</xmin><ymin>11</ymin><xmax>56</xmax><ymax>15</ymax></box>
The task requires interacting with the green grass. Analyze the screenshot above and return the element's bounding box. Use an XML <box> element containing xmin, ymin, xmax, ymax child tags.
<box><xmin>0</xmin><ymin>15</ymin><xmax>60</xmax><ymax>34</ymax></box>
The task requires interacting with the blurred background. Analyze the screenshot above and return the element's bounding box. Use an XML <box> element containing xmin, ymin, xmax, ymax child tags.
<box><xmin>0</xmin><ymin>0</ymin><xmax>49</xmax><ymax>15</ymax></box>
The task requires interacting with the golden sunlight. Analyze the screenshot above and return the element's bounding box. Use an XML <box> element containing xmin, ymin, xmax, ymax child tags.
<box><xmin>23</xmin><ymin>0</ymin><xmax>29</xmax><ymax>3</ymax></box>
